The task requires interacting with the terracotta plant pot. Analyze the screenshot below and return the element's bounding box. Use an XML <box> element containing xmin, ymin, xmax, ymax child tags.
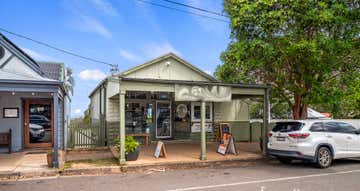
<box><xmin>47</xmin><ymin>154</ymin><xmax>54</xmax><ymax>168</ymax></box>
<box><xmin>125</xmin><ymin>147</ymin><xmax>140</xmax><ymax>161</ymax></box>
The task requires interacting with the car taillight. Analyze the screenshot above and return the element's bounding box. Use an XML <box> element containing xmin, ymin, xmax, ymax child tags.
<box><xmin>288</xmin><ymin>133</ymin><xmax>310</xmax><ymax>139</ymax></box>
<box><xmin>267</xmin><ymin>133</ymin><xmax>273</xmax><ymax>137</ymax></box>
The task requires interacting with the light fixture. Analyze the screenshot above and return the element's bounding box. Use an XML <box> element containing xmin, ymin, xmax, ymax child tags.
<box><xmin>11</xmin><ymin>92</ymin><xmax>15</xmax><ymax>96</ymax></box>
<box><xmin>51</xmin><ymin>93</ymin><xmax>54</xmax><ymax>96</ymax></box>
<box><xmin>31</xmin><ymin>92</ymin><xmax>35</xmax><ymax>96</ymax></box>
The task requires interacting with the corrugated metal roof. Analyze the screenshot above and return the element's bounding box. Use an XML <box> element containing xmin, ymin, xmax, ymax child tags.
<box><xmin>37</xmin><ymin>62</ymin><xmax>64</xmax><ymax>81</ymax></box>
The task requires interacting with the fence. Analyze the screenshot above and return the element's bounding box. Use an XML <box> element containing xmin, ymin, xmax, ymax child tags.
<box><xmin>68</xmin><ymin>120</ymin><xmax>106</xmax><ymax>148</ymax></box>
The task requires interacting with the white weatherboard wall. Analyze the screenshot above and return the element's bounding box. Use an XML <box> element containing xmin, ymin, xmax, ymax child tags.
<box><xmin>124</xmin><ymin>58</ymin><xmax>210</xmax><ymax>81</ymax></box>
<box><xmin>214</xmin><ymin>100</ymin><xmax>249</xmax><ymax>121</ymax></box>
<box><xmin>0</xmin><ymin>45</ymin><xmax>45</xmax><ymax>81</ymax></box>
<box><xmin>90</xmin><ymin>89</ymin><xmax>101</xmax><ymax>122</ymax></box>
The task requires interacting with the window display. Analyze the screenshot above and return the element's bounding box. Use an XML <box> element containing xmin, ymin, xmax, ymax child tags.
<box><xmin>125</xmin><ymin>102</ymin><xmax>153</xmax><ymax>134</ymax></box>
<box><xmin>191</xmin><ymin>102</ymin><xmax>212</xmax><ymax>122</ymax></box>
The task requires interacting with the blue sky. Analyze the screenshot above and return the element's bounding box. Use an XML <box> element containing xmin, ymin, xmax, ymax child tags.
<box><xmin>0</xmin><ymin>0</ymin><xmax>230</xmax><ymax>117</ymax></box>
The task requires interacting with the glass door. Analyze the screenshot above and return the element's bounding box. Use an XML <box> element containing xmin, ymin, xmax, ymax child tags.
<box><xmin>24</xmin><ymin>99</ymin><xmax>53</xmax><ymax>147</ymax></box>
<box><xmin>156</xmin><ymin>101</ymin><xmax>172</xmax><ymax>139</ymax></box>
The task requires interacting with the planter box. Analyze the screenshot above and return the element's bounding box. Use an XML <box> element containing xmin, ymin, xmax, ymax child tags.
<box><xmin>110</xmin><ymin>146</ymin><xmax>140</xmax><ymax>161</ymax></box>
<box><xmin>47</xmin><ymin>154</ymin><xmax>54</xmax><ymax>168</ymax></box>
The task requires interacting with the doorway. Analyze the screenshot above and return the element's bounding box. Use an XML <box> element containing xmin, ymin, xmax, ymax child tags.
<box><xmin>156</xmin><ymin>101</ymin><xmax>172</xmax><ymax>139</ymax></box>
<box><xmin>24</xmin><ymin>99</ymin><xmax>53</xmax><ymax>148</ymax></box>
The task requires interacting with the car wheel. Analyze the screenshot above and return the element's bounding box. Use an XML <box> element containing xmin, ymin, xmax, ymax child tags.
<box><xmin>316</xmin><ymin>147</ymin><xmax>332</xmax><ymax>168</ymax></box>
<box><xmin>278</xmin><ymin>157</ymin><xmax>292</xmax><ymax>164</ymax></box>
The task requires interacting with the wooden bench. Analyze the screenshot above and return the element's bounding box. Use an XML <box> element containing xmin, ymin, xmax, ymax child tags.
<box><xmin>0</xmin><ymin>129</ymin><xmax>11</xmax><ymax>153</ymax></box>
<box><xmin>127</xmin><ymin>133</ymin><xmax>150</xmax><ymax>146</ymax></box>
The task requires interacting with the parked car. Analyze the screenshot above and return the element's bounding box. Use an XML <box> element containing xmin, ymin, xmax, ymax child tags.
<box><xmin>30</xmin><ymin>115</ymin><xmax>51</xmax><ymax>129</ymax></box>
<box><xmin>29</xmin><ymin>123</ymin><xmax>45</xmax><ymax>141</ymax></box>
<box><xmin>267</xmin><ymin>120</ymin><xmax>360</xmax><ymax>168</ymax></box>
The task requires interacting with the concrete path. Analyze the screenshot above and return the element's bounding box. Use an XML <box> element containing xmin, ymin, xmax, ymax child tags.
<box><xmin>2</xmin><ymin>159</ymin><xmax>360</xmax><ymax>191</ymax></box>
<box><xmin>0</xmin><ymin>152</ymin><xmax>55</xmax><ymax>175</ymax></box>
<box><xmin>0</xmin><ymin>153</ymin><xmax>24</xmax><ymax>173</ymax></box>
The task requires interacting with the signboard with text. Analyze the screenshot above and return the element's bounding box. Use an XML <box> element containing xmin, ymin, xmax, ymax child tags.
<box><xmin>191</xmin><ymin>123</ymin><xmax>213</xmax><ymax>133</ymax></box>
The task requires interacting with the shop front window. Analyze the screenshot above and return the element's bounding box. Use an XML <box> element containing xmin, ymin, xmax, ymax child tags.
<box><xmin>191</xmin><ymin>102</ymin><xmax>212</xmax><ymax>122</ymax></box>
<box><xmin>125</xmin><ymin>102</ymin><xmax>153</xmax><ymax>133</ymax></box>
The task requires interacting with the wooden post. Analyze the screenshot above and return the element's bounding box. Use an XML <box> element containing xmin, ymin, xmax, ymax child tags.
<box><xmin>119</xmin><ymin>90</ymin><xmax>126</xmax><ymax>165</ymax></box>
<box><xmin>200</xmin><ymin>100</ymin><xmax>207</xmax><ymax>160</ymax></box>
<box><xmin>262</xmin><ymin>88</ymin><xmax>270</xmax><ymax>156</ymax></box>
<box><xmin>53</xmin><ymin>91</ymin><xmax>59</xmax><ymax>168</ymax></box>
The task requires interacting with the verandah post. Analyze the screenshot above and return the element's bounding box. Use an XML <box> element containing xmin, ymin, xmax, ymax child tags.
<box><xmin>53</xmin><ymin>91</ymin><xmax>59</xmax><ymax>168</ymax></box>
<box><xmin>119</xmin><ymin>89</ymin><xmax>126</xmax><ymax>164</ymax></box>
<box><xmin>262</xmin><ymin>87</ymin><xmax>270</xmax><ymax>156</ymax></box>
<box><xmin>200</xmin><ymin>100</ymin><xmax>207</xmax><ymax>160</ymax></box>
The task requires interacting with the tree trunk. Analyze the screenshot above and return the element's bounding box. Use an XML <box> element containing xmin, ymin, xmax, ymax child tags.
<box><xmin>292</xmin><ymin>94</ymin><xmax>308</xmax><ymax>119</ymax></box>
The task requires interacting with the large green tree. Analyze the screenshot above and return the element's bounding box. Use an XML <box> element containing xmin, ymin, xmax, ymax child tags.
<box><xmin>216</xmin><ymin>0</ymin><xmax>359</xmax><ymax>119</ymax></box>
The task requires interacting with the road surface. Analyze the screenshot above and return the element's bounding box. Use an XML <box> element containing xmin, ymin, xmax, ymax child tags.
<box><xmin>2</xmin><ymin>159</ymin><xmax>360</xmax><ymax>191</ymax></box>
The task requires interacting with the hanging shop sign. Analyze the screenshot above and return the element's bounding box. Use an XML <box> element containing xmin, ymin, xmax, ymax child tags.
<box><xmin>175</xmin><ymin>85</ymin><xmax>232</xmax><ymax>102</ymax></box>
<box><xmin>191</xmin><ymin>122</ymin><xmax>213</xmax><ymax>133</ymax></box>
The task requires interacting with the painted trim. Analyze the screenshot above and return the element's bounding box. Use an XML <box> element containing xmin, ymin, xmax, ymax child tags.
<box><xmin>0</xmin><ymin>54</ymin><xmax>14</xmax><ymax>68</ymax></box>
<box><xmin>0</xmin><ymin>36</ymin><xmax>45</xmax><ymax>76</ymax></box>
<box><xmin>121</xmin><ymin>77</ymin><xmax>270</xmax><ymax>89</ymax></box>
<box><xmin>155</xmin><ymin>101</ymin><xmax>172</xmax><ymax>139</ymax></box>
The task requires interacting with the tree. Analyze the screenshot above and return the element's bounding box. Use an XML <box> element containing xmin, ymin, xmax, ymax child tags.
<box><xmin>216</xmin><ymin>0</ymin><xmax>360</xmax><ymax>119</ymax></box>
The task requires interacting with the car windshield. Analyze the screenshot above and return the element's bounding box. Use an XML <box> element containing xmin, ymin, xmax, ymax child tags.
<box><xmin>272</xmin><ymin>122</ymin><xmax>304</xmax><ymax>132</ymax></box>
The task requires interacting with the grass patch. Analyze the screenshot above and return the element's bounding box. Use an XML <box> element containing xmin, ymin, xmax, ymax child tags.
<box><xmin>65</xmin><ymin>158</ymin><xmax>119</xmax><ymax>168</ymax></box>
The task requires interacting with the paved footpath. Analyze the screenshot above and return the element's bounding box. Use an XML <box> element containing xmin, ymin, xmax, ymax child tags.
<box><xmin>1</xmin><ymin>159</ymin><xmax>360</xmax><ymax>191</ymax></box>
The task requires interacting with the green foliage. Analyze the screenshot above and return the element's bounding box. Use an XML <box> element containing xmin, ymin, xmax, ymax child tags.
<box><xmin>47</xmin><ymin>150</ymin><xmax>54</xmax><ymax>156</ymax></box>
<box><xmin>114</xmin><ymin>136</ymin><xmax>140</xmax><ymax>154</ymax></box>
<box><xmin>217</xmin><ymin>0</ymin><xmax>360</xmax><ymax>119</ymax></box>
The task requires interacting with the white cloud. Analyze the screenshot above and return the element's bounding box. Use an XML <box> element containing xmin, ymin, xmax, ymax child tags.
<box><xmin>74</xmin><ymin>109</ymin><xmax>82</xmax><ymax>114</ymax></box>
<box><xmin>119</xmin><ymin>49</ymin><xmax>141</xmax><ymax>62</ymax></box>
<box><xmin>65</xmin><ymin>2</ymin><xmax>112</xmax><ymax>39</ymax></box>
<box><xmin>22</xmin><ymin>48</ymin><xmax>51</xmax><ymax>61</ymax></box>
<box><xmin>79</xmin><ymin>15</ymin><xmax>112</xmax><ymax>38</ymax></box>
<box><xmin>79</xmin><ymin>69</ymin><xmax>106</xmax><ymax>81</ymax></box>
<box><xmin>90</xmin><ymin>0</ymin><xmax>118</xmax><ymax>16</ymax></box>
<box><xmin>142</xmin><ymin>42</ymin><xmax>181</xmax><ymax>58</ymax></box>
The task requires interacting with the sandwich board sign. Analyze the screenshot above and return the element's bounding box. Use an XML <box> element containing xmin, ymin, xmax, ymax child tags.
<box><xmin>154</xmin><ymin>141</ymin><xmax>167</xmax><ymax>158</ymax></box>
<box><xmin>217</xmin><ymin>133</ymin><xmax>237</xmax><ymax>155</ymax></box>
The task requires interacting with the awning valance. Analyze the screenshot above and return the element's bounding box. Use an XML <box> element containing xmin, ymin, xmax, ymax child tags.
<box><xmin>175</xmin><ymin>84</ymin><xmax>231</xmax><ymax>102</ymax></box>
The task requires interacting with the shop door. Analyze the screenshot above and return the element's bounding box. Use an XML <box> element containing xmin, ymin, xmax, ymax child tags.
<box><xmin>156</xmin><ymin>101</ymin><xmax>172</xmax><ymax>139</ymax></box>
<box><xmin>24</xmin><ymin>99</ymin><xmax>53</xmax><ymax>148</ymax></box>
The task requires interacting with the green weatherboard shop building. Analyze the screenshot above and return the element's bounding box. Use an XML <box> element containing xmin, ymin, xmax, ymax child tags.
<box><xmin>88</xmin><ymin>53</ymin><xmax>270</xmax><ymax>164</ymax></box>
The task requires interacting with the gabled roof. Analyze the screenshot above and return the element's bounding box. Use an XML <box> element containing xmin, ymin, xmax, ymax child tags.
<box><xmin>117</xmin><ymin>52</ymin><xmax>218</xmax><ymax>82</ymax></box>
<box><xmin>0</xmin><ymin>32</ymin><xmax>46</xmax><ymax>77</ymax></box>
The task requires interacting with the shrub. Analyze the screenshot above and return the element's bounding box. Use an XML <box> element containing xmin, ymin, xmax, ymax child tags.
<box><xmin>113</xmin><ymin>136</ymin><xmax>140</xmax><ymax>154</ymax></box>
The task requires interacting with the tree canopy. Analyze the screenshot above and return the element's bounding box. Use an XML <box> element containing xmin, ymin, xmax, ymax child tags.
<box><xmin>216</xmin><ymin>0</ymin><xmax>360</xmax><ymax>119</ymax></box>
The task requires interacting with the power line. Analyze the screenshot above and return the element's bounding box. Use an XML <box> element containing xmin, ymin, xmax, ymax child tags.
<box><xmin>134</xmin><ymin>0</ymin><xmax>230</xmax><ymax>23</ymax></box>
<box><xmin>161</xmin><ymin>0</ymin><xmax>229</xmax><ymax>18</ymax></box>
<box><xmin>0</xmin><ymin>27</ymin><xmax>117</xmax><ymax>68</ymax></box>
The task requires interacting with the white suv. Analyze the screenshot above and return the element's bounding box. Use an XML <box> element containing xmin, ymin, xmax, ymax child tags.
<box><xmin>267</xmin><ymin>120</ymin><xmax>360</xmax><ymax>168</ymax></box>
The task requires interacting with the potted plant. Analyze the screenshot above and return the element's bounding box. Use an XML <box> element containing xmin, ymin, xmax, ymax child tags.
<box><xmin>113</xmin><ymin>136</ymin><xmax>140</xmax><ymax>161</ymax></box>
<box><xmin>125</xmin><ymin>136</ymin><xmax>140</xmax><ymax>161</ymax></box>
<box><xmin>47</xmin><ymin>150</ymin><xmax>54</xmax><ymax>167</ymax></box>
